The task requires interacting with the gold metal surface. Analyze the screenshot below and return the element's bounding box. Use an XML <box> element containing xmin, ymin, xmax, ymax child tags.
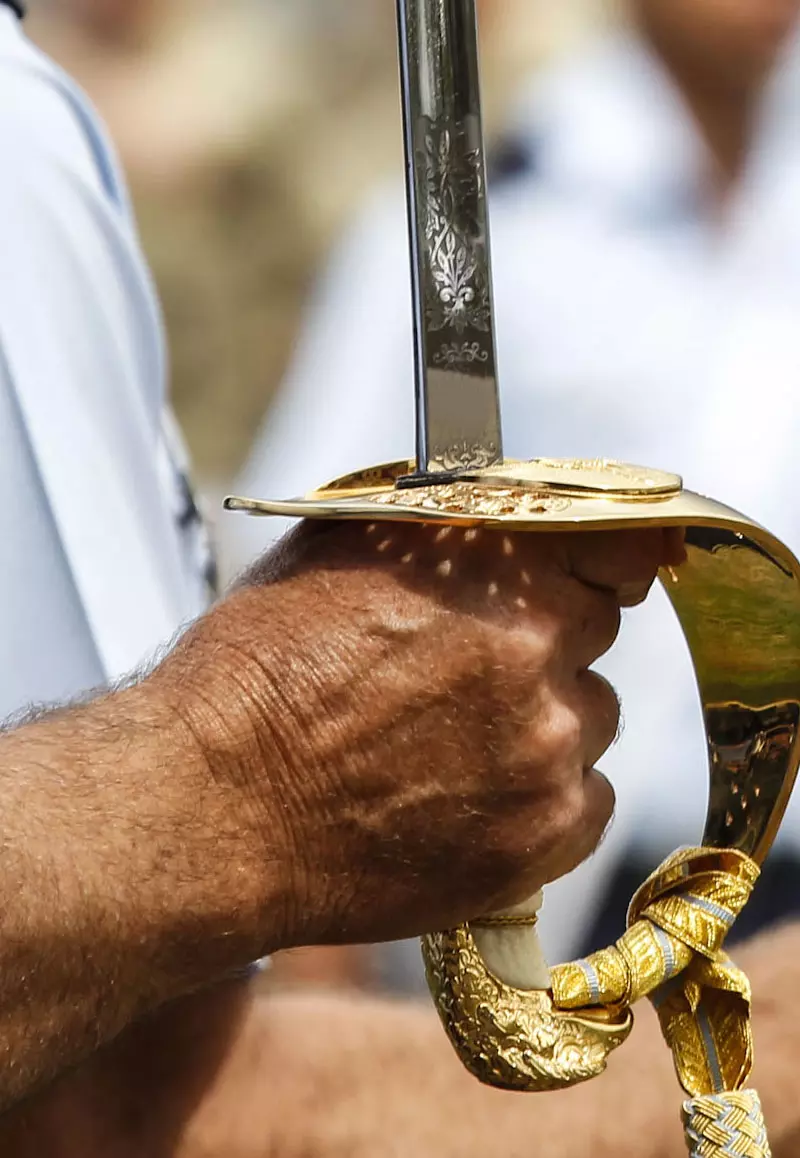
<box><xmin>347</xmin><ymin>0</ymin><xmax>795</xmax><ymax>1133</ymax></box>
<box><xmin>420</xmin><ymin>846</ymin><xmax>760</xmax><ymax>1093</ymax></box>
<box><xmin>226</xmin><ymin>457</ymin><xmax>800</xmax><ymax>1096</ymax></box>
<box><xmin>422</xmin><ymin>924</ymin><xmax>633</xmax><ymax>1092</ymax></box>
<box><xmin>551</xmin><ymin>847</ymin><xmax>759</xmax><ymax>1097</ymax></box>
<box><xmin>470</xmin><ymin>913</ymin><xmax>540</xmax><ymax>929</ymax></box>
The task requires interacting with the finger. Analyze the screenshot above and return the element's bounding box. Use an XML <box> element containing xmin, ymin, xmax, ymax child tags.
<box><xmin>561</xmin><ymin>767</ymin><xmax>617</xmax><ymax>876</ymax></box>
<box><xmin>578</xmin><ymin>669</ymin><xmax>622</xmax><ymax>766</ymax></box>
<box><xmin>520</xmin><ymin>767</ymin><xmax>616</xmax><ymax>893</ymax></box>
<box><xmin>510</xmin><ymin>670</ymin><xmax>619</xmax><ymax>797</ymax></box>
<box><xmin>563</xmin><ymin>528</ymin><xmax>670</xmax><ymax>606</ymax></box>
<box><xmin>563</xmin><ymin>584</ymin><xmax>622</xmax><ymax>670</ymax></box>
<box><xmin>663</xmin><ymin>526</ymin><xmax>688</xmax><ymax>566</ymax></box>
<box><xmin>535</xmin><ymin>674</ymin><xmax>619</xmax><ymax>882</ymax></box>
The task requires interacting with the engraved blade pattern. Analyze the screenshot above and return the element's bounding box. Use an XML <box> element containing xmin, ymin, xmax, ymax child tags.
<box><xmin>396</xmin><ymin>0</ymin><xmax>503</xmax><ymax>475</ymax></box>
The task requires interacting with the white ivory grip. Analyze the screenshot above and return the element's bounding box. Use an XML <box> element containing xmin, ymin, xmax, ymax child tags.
<box><xmin>471</xmin><ymin>891</ymin><xmax>550</xmax><ymax>990</ymax></box>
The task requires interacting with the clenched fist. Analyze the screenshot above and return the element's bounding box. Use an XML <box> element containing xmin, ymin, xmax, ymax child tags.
<box><xmin>0</xmin><ymin>517</ymin><xmax>683</xmax><ymax>1113</ymax></box>
<box><xmin>154</xmin><ymin>519</ymin><xmax>683</xmax><ymax>951</ymax></box>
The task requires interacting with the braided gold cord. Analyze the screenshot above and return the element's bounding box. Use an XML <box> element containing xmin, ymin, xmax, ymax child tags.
<box><xmin>551</xmin><ymin>849</ymin><xmax>773</xmax><ymax>1158</ymax></box>
<box><xmin>683</xmin><ymin>1091</ymin><xmax>771</xmax><ymax>1158</ymax></box>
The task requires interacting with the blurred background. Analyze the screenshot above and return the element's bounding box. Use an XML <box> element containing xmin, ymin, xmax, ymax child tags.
<box><xmin>27</xmin><ymin>0</ymin><xmax>800</xmax><ymax>994</ymax></box>
<box><xmin>26</xmin><ymin>0</ymin><xmax>598</xmax><ymax>508</ymax></box>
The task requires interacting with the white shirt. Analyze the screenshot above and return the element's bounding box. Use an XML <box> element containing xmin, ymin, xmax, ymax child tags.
<box><xmin>236</xmin><ymin>27</ymin><xmax>800</xmax><ymax>960</ymax></box>
<box><xmin>0</xmin><ymin>8</ymin><xmax>211</xmax><ymax>721</ymax></box>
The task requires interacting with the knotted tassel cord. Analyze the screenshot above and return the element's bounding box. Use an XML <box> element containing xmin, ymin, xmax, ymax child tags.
<box><xmin>550</xmin><ymin>848</ymin><xmax>770</xmax><ymax>1158</ymax></box>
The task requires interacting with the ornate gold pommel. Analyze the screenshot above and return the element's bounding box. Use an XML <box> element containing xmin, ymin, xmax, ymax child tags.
<box><xmin>421</xmin><ymin>925</ymin><xmax>633</xmax><ymax>1092</ymax></box>
<box><xmin>227</xmin><ymin>456</ymin><xmax>800</xmax><ymax>1104</ymax></box>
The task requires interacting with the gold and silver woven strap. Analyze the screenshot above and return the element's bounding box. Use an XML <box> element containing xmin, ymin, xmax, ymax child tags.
<box><xmin>683</xmin><ymin>1091</ymin><xmax>770</xmax><ymax>1158</ymax></box>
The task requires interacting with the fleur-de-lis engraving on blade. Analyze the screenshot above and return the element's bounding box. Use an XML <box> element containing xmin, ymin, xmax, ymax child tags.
<box><xmin>420</xmin><ymin>122</ymin><xmax>491</xmax><ymax>337</ymax></box>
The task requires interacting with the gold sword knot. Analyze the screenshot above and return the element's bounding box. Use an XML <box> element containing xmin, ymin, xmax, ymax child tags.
<box><xmin>554</xmin><ymin>846</ymin><xmax>759</xmax><ymax>1097</ymax></box>
<box><xmin>422</xmin><ymin>846</ymin><xmax>760</xmax><ymax>1097</ymax></box>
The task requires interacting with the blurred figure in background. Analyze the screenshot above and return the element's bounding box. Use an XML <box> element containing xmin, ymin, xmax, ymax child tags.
<box><xmin>29</xmin><ymin>0</ymin><xmax>588</xmax><ymax>494</ymax></box>
<box><xmin>27</xmin><ymin>0</ymin><xmax>316</xmax><ymax>483</ymax></box>
<box><xmin>26</xmin><ymin>0</ymin><xmax>294</xmax><ymax>187</ymax></box>
<box><xmin>236</xmin><ymin>0</ymin><xmax>800</xmax><ymax>985</ymax></box>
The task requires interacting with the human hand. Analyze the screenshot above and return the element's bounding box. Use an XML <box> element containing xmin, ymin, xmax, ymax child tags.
<box><xmin>153</xmin><ymin>520</ymin><xmax>684</xmax><ymax>952</ymax></box>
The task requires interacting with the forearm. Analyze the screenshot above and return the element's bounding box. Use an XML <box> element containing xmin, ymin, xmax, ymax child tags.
<box><xmin>0</xmin><ymin>980</ymin><xmax>256</xmax><ymax>1158</ymax></box>
<box><xmin>0</xmin><ymin>685</ymin><xmax>276</xmax><ymax>1111</ymax></box>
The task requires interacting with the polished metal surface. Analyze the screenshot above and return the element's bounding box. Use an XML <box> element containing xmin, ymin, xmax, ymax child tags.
<box><xmin>395</xmin><ymin>0</ymin><xmax>502</xmax><ymax>475</ymax></box>
<box><xmin>669</xmin><ymin>527</ymin><xmax>800</xmax><ymax>864</ymax></box>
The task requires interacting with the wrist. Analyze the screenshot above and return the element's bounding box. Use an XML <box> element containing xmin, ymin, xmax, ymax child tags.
<box><xmin>150</xmin><ymin>569</ymin><xmax>392</xmax><ymax>956</ymax></box>
<box><xmin>68</xmin><ymin>679</ymin><xmax>289</xmax><ymax>999</ymax></box>
<box><xmin>143</xmin><ymin>613</ymin><xmax>301</xmax><ymax>958</ymax></box>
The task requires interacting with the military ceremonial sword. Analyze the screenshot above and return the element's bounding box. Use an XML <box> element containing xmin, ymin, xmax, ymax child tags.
<box><xmin>227</xmin><ymin>3</ymin><xmax>800</xmax><ymax>1154</ymax></box>
<box><xmin>394</xmin><ymin>0</ymin><xmax>502</xmax><ymax>480</ymax></box>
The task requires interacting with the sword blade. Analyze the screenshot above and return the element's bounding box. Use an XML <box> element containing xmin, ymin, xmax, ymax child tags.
<box><xmin>396</xmin><ymin>0</ymin><xmax>503</xmax><ymax>477</ymax></box>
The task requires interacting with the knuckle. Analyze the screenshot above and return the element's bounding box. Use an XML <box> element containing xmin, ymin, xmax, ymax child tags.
<box><xmin>476</xmin><ymin>621</ymin><xmax>548</xmax><ymax>690</ymax></box>
<box><xmin>588</xmin><ymin>770</ymin><xmax>617</xmax><ymax>828</ymax></box>
<box><xmin>537</xmin><ymin>781</ymin><xmax>588</xmax><ymax>863</ymax></box>
<box><xmin>504</xmin><ymin>616</ymin><xmax>564</xmax><ymax>679</ymax></box>
<box><xmin>533</xmin><ymin>612</ymin><xmax>565</xmax><ymax>663</ymax></box>
<box><xmin>624</xmin><ymin>529</ymin><xmax>666</xmax><ymax>579</ymax></box>
<box><xmin>581</xmin><ymin>670</ymin><xmax>621</xmax><ymax>742</ymax></box>
<box><xmin>522</xmin><ymin>586</ymin><xmax>622</xmax><ymax>672</ymax></box>
<box><xmin>569</xmin><ymin>529</ymin><xmax>663</xmax><ymax>596</ymax></box>
<box><xmin>586</xmin><ymin>590</ymin><xmax>622</xmax><ymax>656</ymax></box>
<box><xmin>564</xmin><ymin>587</ymin><xmax>623</xmax><ymax>668</ymax></box>
<box><xmin>480</xmin><ymin>832</ymin><xmax>533</xmax><ymax>887</ymax></box>
<box><xmin>552</xmin><ymin>780</ymin><xmax>587</xmax><ymax>841</ymax></box>
<box><xmin>541</xmin><ymin>696</ymin><xmax>584</xmax><ymax>758</ymax></box>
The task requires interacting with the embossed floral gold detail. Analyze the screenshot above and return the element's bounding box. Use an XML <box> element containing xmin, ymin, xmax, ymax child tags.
<box><xmin>422</xmin><ymin>849</ymin><xmax>760</xmax><ymax>1096</ymax></box>
<box><xmin>535</xmin><ymin>458</ymin><xmax>645</xmax><ymax>477</ymax></box>
<box><xmin>372</xmin><ymin>482</ymin><xmax>571</xmax><ymax>517</ymax></box>
<box><xmin>421</xmin><ymin>926</ymin><xmax>632</xmax><ymax>1092</ymax></box>
<box><xmin>434</xmin><ymin>443</ymin><xmax>500</xmax><ymax>473</ymax></box>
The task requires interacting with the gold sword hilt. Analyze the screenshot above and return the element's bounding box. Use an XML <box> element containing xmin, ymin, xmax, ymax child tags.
<box><xmin>226</xmin><ymin>455</ymin><xmax>800</xmax><ymax>1094</ymax></box>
